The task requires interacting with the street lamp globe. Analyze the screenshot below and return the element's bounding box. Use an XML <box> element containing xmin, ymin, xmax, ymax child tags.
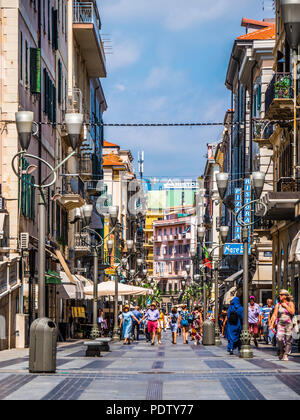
<box><xmin>198</xmin><ymin>226</ymin><xmax>206</xmax><ymax>242</ymax></box>
<box><xmin>194</xmin><ymin>274</ymin><xmax>201</xmax><ymax>283</ymax></box>
<box><xmin>181</xmin><ymin>279</ymin><xmax>186</xmax><ymax>288</ymax></box>
<box><xmin>121</xmin><ymin>257</ymin><xmax>128</xmax><ymax>268</ymax></box>
<box><xmin>65</xmin><ymin>113</ymin><xmax>84</xmax><ymax>151</ymax></box>
<box><xmin>185</xmin><ymin>264</ymin><xmax>191</xmax><ymax>274</ymax></box>
<box><xmin>216</xmin><ymin>172</ymin><xmax>229</xmax><ymax>200</ymax></box>
<box><xmin>107</xmin><ymin>239</ymin><xmax>114</xmax><ymax>252</ymax></box>
<box><xmin>126</xmin><ymin>239</ymin><xmax>134</xmax><ymax>251</ymax></box>
<box><xmin>82</xmin><ymin>204</ymin><xmax>93</xmax><ymax>226</ymax></box>
<box><xmin>109</xmin><ymin>206</ymin><xmax>119</xmax><ymax>225</ymax></box>
<box><xmin>136</xmin><ymin>258</ymin><xmax>143</xmax><ymax>267</ymax></box>
<box><xmin>136</xmin><ymin>277</ymin><xmax>142</xmax><ymax>283</ymax></box>
<box><xmin>183</xmin><ymin>273</ymin><xmax>188</xmax><ymax>280</ymax></box>
<box><xmin>142</xmin><ymin>268</ymin><xmax>148</xmax><ymax>276</ymax></box>
<box><xmin>252</xmin><ymin>171</ymin><xmax>265</xmax><ymax>199</ymax></box>
<box><xmin>220</xmin><ymin>225</ymin><xmax>229</xmax><ymax>243</ymax></box>
<box><xmin>15</xmin><ymin>111</ymin><xmax>34</xmax><ymax>151</ymax></box>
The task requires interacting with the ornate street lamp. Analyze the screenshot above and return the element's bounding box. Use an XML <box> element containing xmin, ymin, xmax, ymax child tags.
<box><xmin>65</xmin><ymin>113</ymin><xmax>84</xmax><ymax>150</ymax></box>
<box><xmin>198</xmin><ymin>226</ymin><xmax>206</xmax><ymax>241</ymax></box>
<box><xmin>252</xmin><ymin>171</ymin><xmax>265</xmax><ymax>200</ymax></box>
<box><xmin>216</xmin><ymin>172</ymin><xmax>229</xmax><ymax>200</ymax></box>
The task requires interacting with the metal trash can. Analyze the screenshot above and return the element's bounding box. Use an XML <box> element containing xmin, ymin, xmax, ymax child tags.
<box><xmin>202</xmin><ymin>319</ymin><xmax>215</xmax><ymax>345</ymax></box>
<box><xmin>29</xmin><ymin>318</ymin><xmax>58</xmax><ymax>373</ymax></box>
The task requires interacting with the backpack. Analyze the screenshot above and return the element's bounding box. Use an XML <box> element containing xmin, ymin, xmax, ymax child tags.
<box><xmin>228</xmin><ymin>310</ymin><xmax>238</xmax><ymax>325</ymax></box>
<box><xmin>188</xmin><ymin>314</ymin><xmax>194</xmax><ymax>324</ymax></box>
<box><xmin>181</xmin><ymin>311</ymin><xmax>189</xmax><ymax>322</ymax></box>
<box><xmin>171</xmin><ymin>314</ymin><xmax>177</xmax><ymax>324</ymax></box>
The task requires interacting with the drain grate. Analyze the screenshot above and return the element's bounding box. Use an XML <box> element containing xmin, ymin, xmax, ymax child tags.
<box><xmin>146</xmin><ymin>380</ymin><xmax>163</xmax><ymax>400</ymax></box>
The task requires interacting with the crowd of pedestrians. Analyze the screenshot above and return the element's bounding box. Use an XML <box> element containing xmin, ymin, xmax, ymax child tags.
<box><xmin>117</xmin><ymin>289</ymin><xmax>298</xmax><ymax>361</ymax></box>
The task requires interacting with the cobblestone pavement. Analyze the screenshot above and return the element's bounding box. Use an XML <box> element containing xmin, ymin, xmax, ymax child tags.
<box><xmin>0</xmin><ymin>331</ymin><xmax>300</xmax><ymax>400</ymax></box>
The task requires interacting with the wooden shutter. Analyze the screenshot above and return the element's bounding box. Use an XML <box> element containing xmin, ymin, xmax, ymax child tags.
<box><xmin>53</xmin><ymin>84</ymin><xmax>56</xmax><ymax>124</ymax></box>
<box><xmin>58</xmin><ymin>60</ymin><xmax>62</xmax><ymax>104</ymax></box>
<box><xmin>30</xmin><ymin>48</ymin><xmax>41</xmax><ymax>93</ymax></box>
<box><xmin>52</xmin><ymin>8</ymin><xmax>58</xmax><ymax>50</ymax></box>
<box><xmin>43</xmin><ymin>68</ymin><xmax>47</xmax><ymax>113</ymax></box>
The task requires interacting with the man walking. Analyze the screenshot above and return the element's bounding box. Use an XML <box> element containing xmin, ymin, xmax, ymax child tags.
<box><xmin>140</xmin><ymin>302</ymin><xmax>160</xmax><ymax>346</ymax></box>
<box><xmin>260</xmin><ymin>299</ymin><xmax>274</xmax><ymax>344</ymax></box>
<box><xmin>248</xmin><ymin>296</ymin><xmax>261</xmax><ymax>347</ymax></box>
<box><xmin>131</xmin><ymin>305</ymin><xmax>143</xmax><ymax>341</ymax></box>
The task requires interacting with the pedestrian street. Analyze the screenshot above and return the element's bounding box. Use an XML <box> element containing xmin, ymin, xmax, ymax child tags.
<box><xmin>0</xmin><ymin>332</ymin><xmax>300</xmax><ymax>400</ymax></box>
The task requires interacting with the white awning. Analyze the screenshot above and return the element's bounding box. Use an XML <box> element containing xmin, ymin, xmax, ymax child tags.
<box><xmin>223</xmin><ymin>269</ymin><xmax>243</xmax><ymax>283</ymax></box>
<box><xmin>57</xmin><ymin>272</ymin><xmax>84</xmax><ymax>300</ymax></box>
<box><xmin>223</xmin><ymin>286</ymin><xmax>237</xmax><ymax>305</ymax></box>
<box><xmin>289</xmin><ymin>231</ymin><xmax>300</xmax><ymax>263</ymax></box>
<box><xmin>252</xmin><ymin>264</ymin><xmax>272</xmax><ymax>285</ymax></box>
<box><xmin>84</xmin><ymin>280</ymin><xmax>154</xmax><ymax>297</ymax></box>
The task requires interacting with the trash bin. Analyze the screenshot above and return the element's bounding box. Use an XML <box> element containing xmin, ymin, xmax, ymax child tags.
<box><xmin>29</xmin><ymin>317</ymin><xmax>58</xmax><ymax>373</ymax></box>
<box><xmin>202</xmin><ymin>319</ymin><xmax>215</xmax><ymax>345</ymax></box>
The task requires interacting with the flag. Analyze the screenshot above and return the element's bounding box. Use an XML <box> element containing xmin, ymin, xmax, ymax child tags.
<box><xmin>203</xmin><ymin>245</ymin><xmax>212</xmax><ymax>269</ymax></box>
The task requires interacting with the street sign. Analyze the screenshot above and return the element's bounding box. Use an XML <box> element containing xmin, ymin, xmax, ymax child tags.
<box><xmin>223</xmin><ymin>243</ymin><xmax>251</xmax><ymax>255</ymax></box>
<box><xmin>75</xmin><ymin>268</ymin><xmax>87</xmax><ymax>273</ymax></box>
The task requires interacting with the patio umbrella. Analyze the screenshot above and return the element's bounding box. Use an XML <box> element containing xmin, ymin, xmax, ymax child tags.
<box><xmin>84</xmin><ymin>280</ymin><xmax>154</xmax><ymax>298</ymax></box>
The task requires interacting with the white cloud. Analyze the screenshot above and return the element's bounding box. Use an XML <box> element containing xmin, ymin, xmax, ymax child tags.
<box><xmin>107</xmin><ymin>38</ymin><xmax>141</xmax><ymax>71</ymax></box>
<box><xmin>114</xmin><ymin>83</ymin><xmax>126</xmax><ymax>91</ymax></box>
<box><xmin>144</xmin><ymin>66</ymin><xmax>184</xmax><ymax>90</ymax></box>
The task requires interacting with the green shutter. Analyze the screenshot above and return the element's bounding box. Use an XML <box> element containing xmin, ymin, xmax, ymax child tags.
<box><xmin>257</xmin><ymin>85</ymin><xmax>262</xmax><ymax>110</ymax></box>
<box><xmin>43</xmin><ymin>69</ymin><xmax>47</xmax><ymax>113</ymax></box>
<box><xmin>30</xmin><ymin>48</ymin><xmax>41</xmax><ymax>93</ymax></box>
<box><xmin>53</xmin><ymin>84</ymin><xmax>56</xmax><ymax>124</ymax></box>
<box><xmin>58</xmin><ymin>60</ymin><xmax>62</xmax><ymax>104</ymax></box>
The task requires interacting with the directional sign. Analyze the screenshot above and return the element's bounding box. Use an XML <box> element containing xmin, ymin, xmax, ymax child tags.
<box><xmin>223</xmin><ymin>243</ymin><xmax>251</xmax><ymax>255</ymax></box>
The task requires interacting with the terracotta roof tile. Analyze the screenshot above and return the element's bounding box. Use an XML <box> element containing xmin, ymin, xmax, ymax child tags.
<box><xmin>237</xmin><ymin>24</ymin><xmax>275</xmax><ymax>41</ymax></box>
<box><xmin>103</xmin><ymin>140</ymin><xmax>119</xmax><ymax>148</ymax></box>
<box><xmin>241</xmin><ymin>18</ymin><xmax>273</xmax><ymax>28</ymax></box>
<box><xmin>103</xmin><ymin>153</ymin><xmax>125</xmax><ymax>167</ymax></box>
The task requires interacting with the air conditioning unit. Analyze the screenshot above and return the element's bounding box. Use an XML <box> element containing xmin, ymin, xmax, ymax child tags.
<box><xmin>20</xmin><ymin>232</ymin><xmax>29</xmax><ymax>249</ymax></box>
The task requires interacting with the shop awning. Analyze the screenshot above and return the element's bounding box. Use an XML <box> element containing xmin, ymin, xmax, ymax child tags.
<box><xmin>252</xmin><ymin>264</ymin><xmax>272</xmax><ymax>285</ymax></box>
<box><xmin>223</xmin><ymin>286</ymin><xmax>237</xmax><ymax>305</ymax></box>
<box><xmin>57</xmin><ymin>272</ymin><xmax>84</xmax><ymax>299</ymax></box>
<box><xmin>289</xmin><ymin>231</ymin><xmax>300</xmax><ymax>263</ymax></box>
<box><xmin>223</xmin><ymin>269</ymin><xmax>243</xmax><ymax>283</ymax></box>
<box><xmin>84</xmin><ymin>280</ymin><xmax>154</xmax><ymax>297</ymax></box>
<box><xmin>45</xmin><ymin>270</ymin><xmax>62</xmax><ymax>285</ymax></box>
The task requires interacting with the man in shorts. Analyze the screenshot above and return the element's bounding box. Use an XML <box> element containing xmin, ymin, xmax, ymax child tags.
<box><xmin>140</xmin><ymin>302</ymin><xmax>160</xmax><ymax>346</ymax></box>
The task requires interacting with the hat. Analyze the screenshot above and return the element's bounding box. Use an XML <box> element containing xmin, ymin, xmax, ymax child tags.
<box><xmin>150</xmin><ymin>301</ymin><xmax>156</xmax><ymax>307</ymax></box>
<box><xmin>249</xmin><ymin>295</ymin><xmax>255</xmax><ymax>300</ymax></box>
<box><xmin>279</xmin><ymin>289</ymin><xmax>290</xmax><ymax>297</ymax></box>
<box><xmin>124</xmin><ymin>305</ymin><xmax>130</xmax><ymax>310</ymax></box>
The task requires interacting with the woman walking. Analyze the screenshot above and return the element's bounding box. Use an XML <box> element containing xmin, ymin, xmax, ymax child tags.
<box><xmin>226</xmin><ymin>297</ymin><xmax>243</xmax><ymax>355</ymax></box>
<box><xmin>119</xmin><ymin>305</ymin><xmax>139</xmax><ymax>345</ymax></box>
<box><xmin>191</xmin><ymin>307</ymin><xmax>202</xmax><ymax>345</ymax></box>
<box><xmin>169</xmin><ymin>307</ymin><xmax>180</xmax><ymax>344</ymax></box>
<box><xmin>270</xmin><ymin>289</ymin><xmax>295</xmax><ymax>361</ymax></box>
<box><xmin>180</xmin><ymin>305</ymin><xmax>191</xmax><ymax>344</ymax></box>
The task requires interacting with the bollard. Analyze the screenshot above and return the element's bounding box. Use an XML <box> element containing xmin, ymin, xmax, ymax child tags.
<box><xmin>202</xmin><ymin>319</ymin><xmax>215</xmax><ymax>345</ymax></box>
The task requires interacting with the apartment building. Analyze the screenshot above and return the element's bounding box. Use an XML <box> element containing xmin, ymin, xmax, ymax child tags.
<box><xmin>153</xmin><ymin>210</ymin><xmax>197</xmax><ymax>309</ymax></box>
<box><xmin>0</xmin><ymin>0</ymin><xmax>107</xmax><ymax>349</ymax></box>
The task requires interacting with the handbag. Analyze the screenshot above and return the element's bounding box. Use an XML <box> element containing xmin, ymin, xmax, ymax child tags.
<box><xmin>292</xmin><ymin>316</ymin><xmax>299</xmax><ymax>333</ymax></box>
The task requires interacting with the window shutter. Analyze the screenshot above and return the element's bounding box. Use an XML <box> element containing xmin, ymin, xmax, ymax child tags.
<box><xmin>52</xmin><ymin>8</ymin><xmax>58</xmax><ymax>50</ymax></box>
<box><xmin>43</xmin><ymin>69</ymin><xmax>47</xmax><ymax>113</ymax></box>
<box><xmin>53</xmin><ymin>84</ymin><xmax>56</xmax><ymax>124</ymax></box>
<box><xmin>20</xmin><ymin>32</ymin><xmax>23</xmax><ymax>81</ymax></box>
<box><xmin>30</xmin><ymin>48</ymin><xmax>41</xmax><ymax>93</ymax></box>
<box><xmin>58</xmin><ymin>60</ymin><xmax>62</xmax><ymax>104</ymax></box>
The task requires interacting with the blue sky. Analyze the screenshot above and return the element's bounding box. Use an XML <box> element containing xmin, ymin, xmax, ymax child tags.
<box><xmin>99</xmin><ymin>0</ymin><xmax>274</xmax><ymax>177</ymax></box>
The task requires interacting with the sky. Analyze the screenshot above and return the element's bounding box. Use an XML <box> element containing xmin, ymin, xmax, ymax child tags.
<box><xmin>99</xmin><ymin>0</ymin><xmax>275</xmax><ymax>178</ymax></box>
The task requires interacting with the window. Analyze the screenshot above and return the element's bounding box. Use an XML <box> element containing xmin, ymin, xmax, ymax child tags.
<box><xmin>20</xmin><ymin>31</ymin><xmax>23</xmax><ymax>81</ymax></box>
<box><xmin>164</xmin><ymin>228</ymin><xmax>167</xmax><ymax>236</ymax></box>
<box><xmin>156</xmin><ymin>247</ymin><xmax>160</xmax><ymax>256</ymax></box>
<box><xmin>20</xmin><ymin>157</ymin><xmax>35</xmax><ymax>220</ymax></box>
<box><xmin>43</xmin><ymin>68</ymin><xmax>56</xmax><ymax>124</ymax></box>
<box><xmin>179</xmin><ymin>226</ymin><xmax>182</xmax><ymax>234</ymax></box>
<box><xmin>170</xmin><ymin>228</ymin><xmax>173</xmax><ymax>234</ymax></box>
<box><xmin>43</xmin><ymin>0</ymin><xmax>46</xmax><ymax>30</ymax></box>
<box><xmin>168</xmin><ymin>246</ymin><xmax>172</xmax><ymax>255</ymax></box>
<box><xmin>58</xmin><ymin>59</ymin><xmax>62</xmax><ymax>104</ymax></box>
<box><xmin>52</xmin><ymin>8</ymin><xmax>58</xmax><ymax>50</ymax></box>
<box><xmin>30</xmin><ymin>48</ymin><xmax>41</xmax><ymax>93</ymax></box>
<box><xmin>25</xmin><ymin>40</ymin><xmax>28</xmax><ymax>86</ymax></box>
<box><xmin>48</xmin><ymin>0</ymin><xmax>50</xmax><ymax>42</ymax></box>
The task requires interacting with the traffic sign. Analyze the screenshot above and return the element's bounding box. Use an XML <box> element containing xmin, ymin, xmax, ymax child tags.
<box><xmin>223</xmin><ymin>243</ymin><xmax>251</xmax><ymax>255</ymax></box>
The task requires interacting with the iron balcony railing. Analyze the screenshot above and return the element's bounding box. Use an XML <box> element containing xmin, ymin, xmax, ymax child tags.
<box><xmin>74</xmin><ymin>232</ymin><xmax>91</xmax><ymax>251</ymax></box>
<box><xmin>73</xmin><ymin>2</ymin><xmax>105</xmax><ymax>62</ymax></box>
<box><xmin>265</xmin><ymin>72</ymin><xmax>294</xmax><ymax>114</ymax></box>
<box><xmin>62</xmin><ymin>175</ymin><xmax>85</xmax><ymax>198</ymax></box>
<box><xmin>276</xmin><ymin>177</ymin><xmax>300</xmax><ymax>192</ymax></box>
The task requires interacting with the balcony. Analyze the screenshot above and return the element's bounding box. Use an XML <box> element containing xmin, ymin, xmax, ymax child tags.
<box><xmin>265</xmin><ymin>73</ymin><xmax>295</xmax><ymax>120</ymax></box>
<box><xmin>73</xmin><ymin>2</ymin><xmax>106</xmax><ymax>78</ymax></box>
<box><xmin>58</xmin><ymin>176</ymin><xmax>85</xmax><ymax>211</ymax></box>
<box><xmin>260</xmin><ymin>190</ymin><xmax>300</xmax><ymax>221</ymax></box>
<box><xmin>74</xmin><ymin>232</ymin><xmax>91</xmax><ymax>253</ymax></box>
<box><xmin>79</xmin><ymin>156</ymin><xmax>93</xmax><ymax>180</ymax></box>
<box><xmin>253</xmin><ymin>122</ymin><xmax>274</xmax><ymax>149</ymax></box>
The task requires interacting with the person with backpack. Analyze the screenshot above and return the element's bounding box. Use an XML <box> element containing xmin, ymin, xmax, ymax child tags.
<box><xmin>169</xmin><ymin>307</ymin><xmax>180</xmax><ymax>344</ymax></box>
<box><xmin>226</xmin><ymin>297</ymin><xmax>243</xmax><ymax>355</ymax></box>
<box><xmin>180</xmin><ymin>305</ymin><xmax>192</xmax><ymax>344</ymax></box>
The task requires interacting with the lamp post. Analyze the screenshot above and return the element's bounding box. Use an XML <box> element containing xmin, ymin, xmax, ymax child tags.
<box><xmin>80</xmin><ymin>205</ymin><xmax>119</xmax><ymax>340</ymax></box>
<box><xmin>14</xmin><ymin>111</ymin><xmax>83</xmax><ymax>319</ymax></box>
<box><xmin>216</xmin><ymin>171</ymin><xmax>266</xmax><ymax>358</ymax></box>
